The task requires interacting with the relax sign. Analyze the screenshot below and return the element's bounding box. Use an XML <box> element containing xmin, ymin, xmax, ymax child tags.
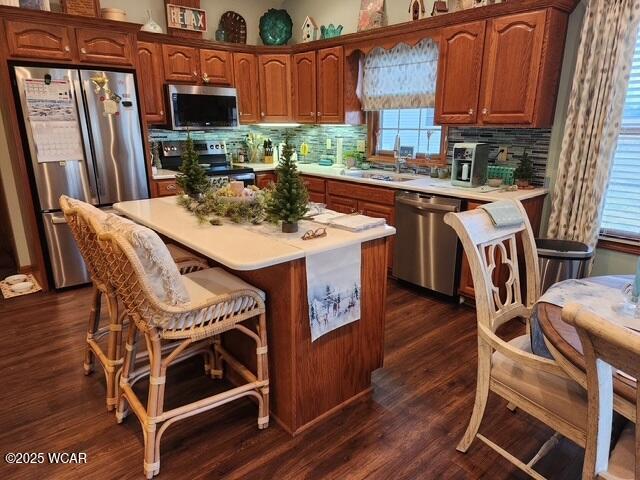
<box><xmin>166</xmin><ymin>4</ymin><xmax>207</xmax><ymax>32</ymax></box>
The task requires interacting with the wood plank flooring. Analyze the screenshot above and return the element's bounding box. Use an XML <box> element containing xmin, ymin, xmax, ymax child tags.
<box><xmin>0</xmin><ymin>280</ymin><xmax>583</xmax><ymax>479</ymax></box>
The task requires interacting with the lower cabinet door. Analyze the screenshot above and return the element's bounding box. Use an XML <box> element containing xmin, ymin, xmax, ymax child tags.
<box><xmin>256</xmin><ymin>172</ymin><xmax>277</xmax><ymax>189</ymax></box>
<box><xmin>358</xmin><ymin>200</ymin><xmax>395</xmax><ymax>269</ymax></box>
<box><xmin>326</xmin><ymin>195</ymin><xmax>357</xmax><ymax>214</ymax></box>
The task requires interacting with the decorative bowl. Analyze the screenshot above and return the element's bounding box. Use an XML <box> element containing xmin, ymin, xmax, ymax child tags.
<box><xmin>487</xmin><ymin>178</ymin><xmax>504</xmax><ymax>187</ymax></box>
<box><xmin>5</xmin><ymin>274</ymin><xmax>27</xmax><ymax>285</ymax></box>
<box><xmin>11</xmin><ymin>281</ymin><xmax>33</xmax><ymax>293</ymax></box>
<box><xmin>259</xmin><ymin>9</ymin><xmax>293</xmax><ymax>45</ymax></box>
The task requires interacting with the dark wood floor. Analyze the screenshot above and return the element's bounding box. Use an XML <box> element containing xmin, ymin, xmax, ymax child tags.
<box><xmin>0</xmin><ymin>280</ymin><xmax>583</xmax><ymax>479</ymax></box>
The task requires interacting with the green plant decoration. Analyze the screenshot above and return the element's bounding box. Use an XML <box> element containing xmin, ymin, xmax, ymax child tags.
<box><xmin>176</xmin><ymin>134</ymin><xmax>210</xmax><ymax>197</ymax></box>
<box><xmin>266</xmin><ymin>136</ymin><xmax>309</xmax><ymax>232</ymax></box>
<box><xmin>514</xmin><ymin>149</ymin><xmax>534</xmax><ymax>184</ymax></box>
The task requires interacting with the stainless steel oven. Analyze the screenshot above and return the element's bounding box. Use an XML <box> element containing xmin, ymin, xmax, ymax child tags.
<box><xmin>168</xmin><ymin>84</ymin><xmax>238</xmax><ymax>130</ymax></box>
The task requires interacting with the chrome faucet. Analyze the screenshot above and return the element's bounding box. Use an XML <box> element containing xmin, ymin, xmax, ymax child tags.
<box><xmin>393</xmin><ymin>134</ymin><xmax>405</xmax><ymax>173</ymax></box>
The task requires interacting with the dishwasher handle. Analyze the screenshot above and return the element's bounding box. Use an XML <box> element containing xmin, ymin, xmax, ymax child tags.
<box><xmin>396</xmin><ymin>196</ymin><xmax>460</xmax><ymax>213</ymax></box>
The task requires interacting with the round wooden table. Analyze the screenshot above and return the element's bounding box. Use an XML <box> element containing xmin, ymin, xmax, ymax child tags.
<box><xmin>536</xmin><ymin>275</ymin><xmax>637</xmax><ymax>409</ymax></box>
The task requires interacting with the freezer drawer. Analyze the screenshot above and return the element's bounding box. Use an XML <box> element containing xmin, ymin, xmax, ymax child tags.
<box><xmin>41</xmin><ymin>212</ymin><xmax>90</xmax><ymax>288</ymax></box>
<box><xmin>392</xmin><ymin>192</ymin><xmax>462</xmax><ymax>296</ymax></box>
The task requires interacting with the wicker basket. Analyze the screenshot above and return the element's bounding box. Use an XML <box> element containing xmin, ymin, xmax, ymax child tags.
<box><xmin>61</xmin><ymin>0</ymin><xmax>100</xmax><ymax>17</ymax></box>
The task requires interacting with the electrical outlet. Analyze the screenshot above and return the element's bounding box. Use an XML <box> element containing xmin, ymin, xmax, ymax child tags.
<box><xmin>326</xmin><ymin>138</ymin><xmax>332</xmax><ymax>150</ymax></box>
<box><xmin>357</xmin><ymin>140</ymin><xmax>366</xmax><ymax>152</ymax></box>
<box><xmin>497</xmin><ymin>145</ymin><xmax>509</xmax><ymax>163</ymax></box>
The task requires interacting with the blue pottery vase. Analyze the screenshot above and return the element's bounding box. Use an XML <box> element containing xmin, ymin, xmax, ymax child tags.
<box><xmin>320</xmin><ymin>24</ymin><xmax>343</xmax><ymax>39</ymax></box>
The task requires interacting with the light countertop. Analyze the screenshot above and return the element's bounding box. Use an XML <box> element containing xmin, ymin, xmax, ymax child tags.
<box><xmin>152</xmin><ymin>163</ymin><xmax>548</xmax><ymax>203</ymax></box>
<box><xmin>114</xmin><ymin>197</ymin><xmax>396</xmax><ymax>271</ymax></box>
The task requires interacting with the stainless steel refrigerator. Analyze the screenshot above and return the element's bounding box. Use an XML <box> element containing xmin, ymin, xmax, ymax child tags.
<box><xmin>12</xmin><ymin>65</ymin><xmax>149</xmax><ymax>288</ymax></box>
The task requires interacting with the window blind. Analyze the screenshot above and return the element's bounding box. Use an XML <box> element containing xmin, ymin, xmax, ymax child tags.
<box><xmin>600</xmin><ymin>32</ymin><xmax>640</xmax><ymax>240</ymax></box>
<box><xmin>358</xmin><ymin>38</ymin><xmax>439</xmax><ymax>111</ymax></box>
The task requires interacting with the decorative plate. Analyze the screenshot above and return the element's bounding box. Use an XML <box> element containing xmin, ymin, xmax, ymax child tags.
<box><xmin>259</xmin><ymin>9</ymin><xmax>293</xmax><ymax>46</ymax></box>
<box><xmin>219</xmin><ymin>11</ymin><xmax>247</xmax><ymax>44</ymax></box>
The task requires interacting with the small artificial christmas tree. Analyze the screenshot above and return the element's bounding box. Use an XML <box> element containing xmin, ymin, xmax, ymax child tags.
<box><xmin>176</xmin><ymin>134</ymin><xmax>210</xmax><ymax>197</ymax></box>
<box><xmin>266</xmin><ymin>137</ymin><xmax>309</xmax><ymax>232</ymax></box>
<box><xmin>514</xmin><ymin>149</ymin><xmax>534</xmax><ymax>187</ymax></box>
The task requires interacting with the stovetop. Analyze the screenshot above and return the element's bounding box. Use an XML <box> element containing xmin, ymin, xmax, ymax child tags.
<box><xmin>204</xmin><ymin>164</ymin><xmax>254</xmax><ymax>176</ymax></box>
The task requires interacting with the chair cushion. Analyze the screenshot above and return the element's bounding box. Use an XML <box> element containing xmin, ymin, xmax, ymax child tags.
<box><xmin>608</xmin><ymin>422</ymin><xmax>635</xmax><ymax>480</ymax></box>
<box><xmin>182</xmin><ymin>268</ymin><xmax>265</xmax><ymax>302</ymax></box>
<box><xmin>492</xmin><ymin>335</ymin><xmax>588</xmax><ymax>431</ymax></box>
<box><xmin>104</xmin><ymin>214</ymin><xmax>190</xmax><ymax>306</ymax></box>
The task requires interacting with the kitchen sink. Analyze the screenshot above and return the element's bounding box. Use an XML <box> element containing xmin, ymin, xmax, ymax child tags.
<box><xmin>342</xmin><ymin>170</ymin><xmax>416</xmax><ymax>182</ymax></box>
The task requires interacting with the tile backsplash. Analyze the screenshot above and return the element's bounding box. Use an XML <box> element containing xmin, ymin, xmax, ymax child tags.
<box><xmin>446</xmin><ymin>127</ymin><xmax>552</xmax><ymax>187</ymax></box>
<box><xmin>149</xmin><ymin>125</ymin><xmax>367</xmax><ymax>164</ymax></box>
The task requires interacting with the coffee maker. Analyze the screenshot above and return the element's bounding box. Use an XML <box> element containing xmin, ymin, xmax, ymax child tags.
<box><xmin>451</xmin><ymin>143</ymin><xmax>490</xmax><ymax>188</ymax></box>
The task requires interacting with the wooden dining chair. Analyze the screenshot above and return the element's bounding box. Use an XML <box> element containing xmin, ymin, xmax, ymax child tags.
<box><xmin>563</xmin><ymin>303</ymin><xmax>637</xmax><ymax>480</ymax></box>
<box><xmin>92</xmin><ymin>212</ymin><xmax>269</xmax><ymax>479</ymax></box>
<box><xmin>444</xmin><ymin>200</ymin><xmax>588</xmax><ymax>479</ymax></box>
<box><xmin>60</xmin><ymin>195</ymin><xmax>209</xmax><ymax>411</ymax></box>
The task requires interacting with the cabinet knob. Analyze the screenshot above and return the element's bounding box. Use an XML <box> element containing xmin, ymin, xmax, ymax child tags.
<box><xmin>193</xmin><ymin>71</ymin><xmax>198</xmax><ymax>78</ymax></box>
<box><xmin>317</xmin><ymin>112</ymin><xmax>321</xmax><ymax>116</ymax></box>
<box><xmin>468</xmin><ymin>108</ymin><xmax>474</xmax><ymax>115</ymax></box>
<box><xmin>64</xmin><ymin>45</ymin><xmax>70</xmax><ymax>52</ymax></box>
<box><xmin>159</xmin><ymin>110</ymin><xmax>164</xmax><ymax>116</ymax></box>
<box><xmin>482</xmin><ymin>108</ymin><xmax>488</xmax><ymax>115</ymax></box>
<box><xmin>80</xmin><ymin>47</ymin><xmax>87</xmax><ymax>54</ymax></box>
<box><xmin>261</xmin><ymin>112</ymin><xmax>265</xmax><ymax>117</ymax></box>
<box><xmin>202</xmin><ymin>73</ymin><xmax>209</xmax><ymax>83</ymax></box>
<box><xmin>310</xmin><ymin>112</ymin><xmax>314</xmax><ymax>116</ymax></box>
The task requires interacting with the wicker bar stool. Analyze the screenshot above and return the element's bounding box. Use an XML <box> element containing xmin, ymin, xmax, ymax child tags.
<box><xmin>91</xmin><ymin>213</ymin><xmax>269</xmax><ymax>479</ymax></box>
<box><xmin>59</xmin><ymin>196</ymin><xmax>209</xmax><ymax>411</ymax></box>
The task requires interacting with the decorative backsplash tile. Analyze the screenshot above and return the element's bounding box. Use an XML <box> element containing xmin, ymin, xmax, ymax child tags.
<box><xmin>446</xmin><ymin>127</ymin><xmax>552</xmax><ymax>186</ymax></box>
<box><xmin>149</xmin><ymin>125</ymin><xmax>367</xmax><ymax>164</ymax></box>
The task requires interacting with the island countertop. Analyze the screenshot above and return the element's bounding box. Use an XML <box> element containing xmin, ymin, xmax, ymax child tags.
<box><xmin>113</xmin><ymin>197</ymin><xmax>396</xmax><ymax>271</ymax></box>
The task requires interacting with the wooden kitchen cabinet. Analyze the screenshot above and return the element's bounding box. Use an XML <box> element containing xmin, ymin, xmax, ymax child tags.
<box><xmin>75</xmin><ymin>28</ymin><xmax>134</xmax><ymax>66</ymax></box>
<box><xmin>358</xmin><ymin>200</ymin><xmax>395</xmax><ymax>267</ymax></box>
<box><xmin>233</xmin><ymin>53</ymin><xmax>261</xmax><ymax>124</ymax></box>
<box><xmin>435</xmin><ymin>21</ymin><xmax>486</xmax><ymax>125</ymax></box>
<box><xmin>153</xmin><ymin>179</ymin><xmax>180</xmax><ymax>197</ymax></box>
<box><xmin>5</xmin><ymin>21</ymin><xmax>75</xmax><ymax>61</ymax></box>
<box><xmin>301</xmin><ymin>175</ymin><xmax>326</xmax><ymax>203</ymax></box>
<box><xmin>326</xmin><ymin>195</ymin><xmax>358</xmax><ymax>214</ymax></box>
<box><xmin>163</xmin><ymin>44</ymin><xmax>200</xmax><ymax>82</ymax></box>
<box><xmin>137</xmin><ymin>41</ymin><xmax>165</xmax><ymax>124</ymax></box>
<box><xmin>292</xmin><ymin>51</ymin><xmax>317</xmax><ymax>124</ymax></box>
<box><xmin>479</xmin><ymin>10</ymin><xmax>547</xmax><ymax>125</ymax></box>
<box><xmin>256</xmin><ymin>172</ymin><xmax>276</xmax><ymax>189</ymax></box>
<box><xmin>316</xmin><ymin>46</ymin><xmax>344</xmax><ymax>124</ymax></box>
<box><xmin>200</xmin><ymin>49</ymin><xmax>234</xmax><ymax>86</ymax></box>
<box><xmin>258</xmin><ymin>54</ymin><xmax>292</xmax><ymax>122</ymax></box>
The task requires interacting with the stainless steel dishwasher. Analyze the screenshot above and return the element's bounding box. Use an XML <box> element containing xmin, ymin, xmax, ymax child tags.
<box><xmin>393</xmin><ymin>191</ymin><xmax>462</xmax><ymax>295</ymax></box>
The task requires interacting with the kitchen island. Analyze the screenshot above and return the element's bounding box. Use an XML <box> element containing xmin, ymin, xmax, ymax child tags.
<box><xmin>114</xmin><ymin>197</ymin><xmax>395</xmax><ymax>436</ymax></box>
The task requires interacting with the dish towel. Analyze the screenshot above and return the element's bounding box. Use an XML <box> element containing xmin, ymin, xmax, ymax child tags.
<box><xmin>306</xmin><ymin>244</ymin><xmax>361</xmax><ymax>342</ymax></box>
<box><xmin>479</xmin><ymin>201</ymin><xmax>524</xmax><ymax>228</ymax></box>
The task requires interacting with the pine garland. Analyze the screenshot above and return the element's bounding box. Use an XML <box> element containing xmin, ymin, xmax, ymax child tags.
<box><xmin>266</xmin><ymin>137</ymin><xmax>309</xmax><ymax>225</ymax></box>
<box><xmin>176</xmin><ymin>134</ymin><xmax>210</xmax><ymax>196</ymax></box>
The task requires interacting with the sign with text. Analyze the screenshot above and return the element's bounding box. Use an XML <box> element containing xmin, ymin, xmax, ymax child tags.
<box><xmin>166</xmin><ymin>4</ymin><xmax>207</xmax><ymax>32</ymax></box>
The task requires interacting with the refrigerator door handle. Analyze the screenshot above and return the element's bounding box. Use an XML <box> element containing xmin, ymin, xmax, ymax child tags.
<box><xmin>72</xmin><ymin>72</ymin><xmax>100</xmax><ymax>205</ymax></box>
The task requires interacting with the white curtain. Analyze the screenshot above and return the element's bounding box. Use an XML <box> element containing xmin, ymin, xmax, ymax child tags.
<box><xmin>358</xmin><ymin>38</ymin><xmax>439</xmax><ymax>111</ymax></box>
<box><xmin>547</xmin><ymin>0</ymin><xmax>640</xmax><ymax>248</ymax></box>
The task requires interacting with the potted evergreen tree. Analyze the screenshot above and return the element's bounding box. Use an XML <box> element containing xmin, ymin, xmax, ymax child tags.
<box><xmin>266</xmin><ymin>137</ymin><xmax>309</xmax><ymax>233</ymax></box>
<box><xmin>176</xmin><ymin>134</ymin><xmax>210</xmax><ymax>198</ymax></box>
<box><xmin>514</xmin><ymin>149</ymin><xmax>534</xmax><ymax>189</ymax></box>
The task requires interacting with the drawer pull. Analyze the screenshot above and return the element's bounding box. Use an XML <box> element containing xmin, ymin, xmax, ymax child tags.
<box><xmin>64</xmin><ymin>45</ymin><xmax>70</xmax><ymax>52</ymax></box>
<box><xmin>80</xmin><ymin>47</ymin><xmax>87</xmax><ymax>54</ymax></box>
<box><xmin>468</xmin><ymin>108</ymin><xmax>474</xmax><ymax>115</ymax></box>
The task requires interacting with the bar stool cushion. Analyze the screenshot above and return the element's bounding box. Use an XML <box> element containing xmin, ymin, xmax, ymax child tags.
<box><xmin>492</xmin><ymin>335</ymin><xmax>588</xmax><ymax>431</ymax></box>
<box><xmin>182</xmin><ymin>268</ymin><xmax>266</xmax><ymax>302</ymax></box>
<box><xmin>104</xmin><ymin>214</ymin><xmax>190</xmax><ymax>306</ymax></box>
<box><xmin>608</xmin><ymin>422</ymin><xmax>635</xmax><ymax>480</ymax></box>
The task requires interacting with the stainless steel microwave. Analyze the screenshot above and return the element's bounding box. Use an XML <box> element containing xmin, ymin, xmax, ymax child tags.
<box><xmin>167</xmin><ymin>84</ymin><xmax>238</xmax><ymax>130</ymax></box>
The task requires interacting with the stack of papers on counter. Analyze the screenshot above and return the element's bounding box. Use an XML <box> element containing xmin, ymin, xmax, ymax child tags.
<box><xmin>312</xmin><ymin>212</ymin><xmax>386</xmax><ymax>232</ymax></box>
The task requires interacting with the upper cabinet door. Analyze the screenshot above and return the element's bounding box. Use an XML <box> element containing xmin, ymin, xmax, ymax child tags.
<box><xmin>292</xmin><ymin>51</ymin><xmax>316</xmax><ymax>124</ymax></box>
<box><xmin>259</xmin><ymin>54</ymin><xmax>292</xmax><ymax>122</ymax></box>
<box><xmin>163</xmin><ymin>44</ymin><xmax>200</xmax><ymax>83</ymax></box>
<box><xmin>137</xmin><ymin>41</ymin><xmax>166</xmax><ymax>124</ymax></box>
<box><xmin>5</xmin><ymin>21</ymin><xmax>75</xmax><ymax>61</ymax></box>
<box><xmin>233</xmin><ymin>53</ymin><xmax>260</xmax><ymax>124</ymax></box>
<box><xmin>200</xmin><ymin>49</ymin><xmax>234</xmax><ymax>86</ymax></box>
<box><xmin>479</xmin><ymin>10</ymin><xmax>546</xmax><ymax>125</ymax></box>
<box><xmin>75</xmin><ymin>29</ymin><xmax>134</xmax><ymax>66</ymax></box>
<box><xmin>317</xmin><ymin>46</ymin><xmax>344</xmax><ymax>124</ymax></box>
<box><xmin>435</xmin><ymin>22</ymin><xmax>486</xmax><ymax>125</ymax></box>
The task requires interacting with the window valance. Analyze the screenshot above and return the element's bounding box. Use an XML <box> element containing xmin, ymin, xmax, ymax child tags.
<box><xmin>357</xmin><ymin>38</ymin><xmax>439</xmax><ymax>111</ymax></box>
